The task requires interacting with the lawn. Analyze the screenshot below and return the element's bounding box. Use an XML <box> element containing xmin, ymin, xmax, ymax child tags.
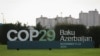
<box><xmin>0</xmin><ymin>45</ymin><xmax>100</xmax><ymax>56</ymax></box>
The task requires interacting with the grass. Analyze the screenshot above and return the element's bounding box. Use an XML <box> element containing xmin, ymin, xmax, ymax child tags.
<box><xmin>0</xmin><ymin>45</ymin><xmax>100</xmax><ymax>56</ymax></box>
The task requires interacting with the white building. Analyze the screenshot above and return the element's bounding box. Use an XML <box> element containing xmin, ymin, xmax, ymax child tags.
<box><xmin>79</xmin><ymin>9</ymin><xmax>100</xmax><ymax>27</ymax></box>
<box><xmin>36</xmin><ymin>15</ymin><xmax>56</xmax><ymax>29</ymax></box>
<box><xmin>79</xmin><ymin>11</ymin><xmax>88</xmax><ymax>26</ymax></box>
<box><xmin>88</xmin><ymin>9</ymin><xmax>99</xmax><ymax>26</ymax></box>
<box><xmin>37</xmin><ymin>9</ymin><xmax>100</xmax><ymax>28</ymax></box>
<box><xmin>55</xmin><ymin>16</ymin><xmax>67</xmax><ymax>24</ymax></box>
<box><xmin>66</xmin><ymin>15</ymin><xmax>79</xmax><ymax>24</ymax></box>
<box><xmin>36</xmin><ymin>15</ymin><xmax>47</xmax><ymax>28</ymax></box>
<box><xmin>45</xmin><ymin>19</ymin><xmax>56</xmax><ymax>29</ymax></box>
<box><xmin>36</xmin><ymin>15</ymin><xmax>78</xmax><ymax>29</ymax></box>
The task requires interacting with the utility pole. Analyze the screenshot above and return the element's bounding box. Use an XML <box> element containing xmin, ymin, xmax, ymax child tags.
<box><xmin>1</xmin><ymin>13</ymin><xmax>5</xmax><ymax>24</ymax></box>
<box><xmin>61</xmin><ymin>12</ymin><xmax>62</xmax><ymax>18</ymax></box>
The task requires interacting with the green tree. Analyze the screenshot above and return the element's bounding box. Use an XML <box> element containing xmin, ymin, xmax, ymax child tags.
<box><xmin>88</xmin><ymin>26</ymin><xmax>100</xmax><ymax>48</ymax></box>
<box><xmin>35</xmin><ymin>23</ymin><xmax>44</xmax><ymax>30</ymax></box>
<box><xmin>0</xmin><ymin>24</ymin><xmax>16</xmax><ymax>44</ymax></box>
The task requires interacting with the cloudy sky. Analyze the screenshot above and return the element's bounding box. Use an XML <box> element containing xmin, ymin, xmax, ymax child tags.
<box><xmin>0</xmin><ymin>0</ymin><xmax>100</xmax><ymax>26</ymax></box>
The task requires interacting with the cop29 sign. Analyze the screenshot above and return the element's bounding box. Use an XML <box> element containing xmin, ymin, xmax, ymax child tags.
<box><xmin>7</xmin><ymin>29</ymin><xmax>55</xmax><ymax>41</ymax></box>
<box><xmin>7</xmin><ymin>29</ymin><xmax>93</xmax><ymax>49</ymax></box>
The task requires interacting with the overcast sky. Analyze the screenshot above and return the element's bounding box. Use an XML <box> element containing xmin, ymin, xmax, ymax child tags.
<box><xmin>0</xmin><ymin>0</ymin><xmax>100</xmax><ymax>26</ymax></box>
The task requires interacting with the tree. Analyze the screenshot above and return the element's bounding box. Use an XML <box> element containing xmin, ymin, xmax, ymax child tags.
<box><xmin>88</xmin><ymin>26</ymin><xmax>100</xmax><ymax>48</ymax></box>
<box><xmin>0</xmin><ymin>24</ymin><xmax>16</xmax><ymax>44</ymax></box>
<box><xmin>35</xmin><ymin>23</ymin><xmax>44</xmax><ymax>30</ymax></box>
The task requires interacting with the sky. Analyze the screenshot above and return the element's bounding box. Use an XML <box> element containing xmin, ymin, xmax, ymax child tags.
<box><xmin>0</xmin><ymin>0</ymin><xmax>100</xmax><ymax>26</ymax></box>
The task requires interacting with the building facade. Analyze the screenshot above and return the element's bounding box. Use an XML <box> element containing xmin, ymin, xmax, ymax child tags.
<box><xmin>36</xmin><ymin>15</ymin><xmax>78</xmax><ymax>29</ymax></box>
<box><xmin>79</xmin><ymin>9</ymin><xmax>100</xmax><ymax>27</ymax></box>
<box><xmin>36</xmin><ymin>9</ymin><xmax>100</xmax><ymax>29</ymax></box>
